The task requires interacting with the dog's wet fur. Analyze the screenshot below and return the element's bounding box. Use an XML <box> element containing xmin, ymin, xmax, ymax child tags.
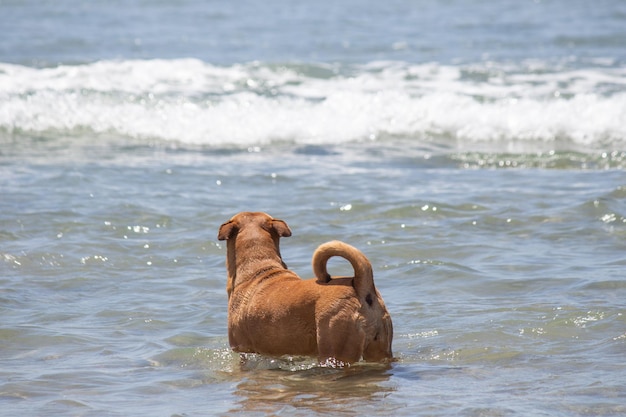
<box><xmin>218</xmin><ymin>212</ymin><xmax>393</xmax><ymax>365</ymax></box>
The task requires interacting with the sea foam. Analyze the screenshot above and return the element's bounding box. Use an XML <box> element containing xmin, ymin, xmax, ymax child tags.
<box><xmin>1</xmin><ymin>59</ymin><xmax>625</xmax><ymax>148</ymax></box>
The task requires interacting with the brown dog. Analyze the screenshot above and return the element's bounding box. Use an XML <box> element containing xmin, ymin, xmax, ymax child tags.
<box><xmin>217</xmin><ymin>211</ymin><xmax>393</xmax><ymax>365</ymax></box>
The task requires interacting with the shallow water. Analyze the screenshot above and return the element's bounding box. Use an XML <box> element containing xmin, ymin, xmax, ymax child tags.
<box><xmin>2</xmin><ymin>142</ymin><xmax>625</xmax><ymax>415</ymax></box>
<box><xmin>2</xmin><ymin>0</ymin><xmax>626</xmax><ymax>415</ymax></box>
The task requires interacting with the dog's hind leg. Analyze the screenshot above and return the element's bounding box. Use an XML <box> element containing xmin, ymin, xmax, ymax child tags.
<box><xmin>316</xmin><ymin>314</ymin><xmax>366</xmax><ymax>365</ymax></box>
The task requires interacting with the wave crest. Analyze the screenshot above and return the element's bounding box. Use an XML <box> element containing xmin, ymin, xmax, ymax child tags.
<box><xmin>1</xmin><ymin>59</ymin><xmax>625</xmax><ymax>148</ymax></box>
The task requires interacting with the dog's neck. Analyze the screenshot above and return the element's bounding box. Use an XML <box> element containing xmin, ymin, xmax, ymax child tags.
<box><xmin>225</xmin><ymin>232</ymin><xmax>287</xmax><ymax>299</ymax></box>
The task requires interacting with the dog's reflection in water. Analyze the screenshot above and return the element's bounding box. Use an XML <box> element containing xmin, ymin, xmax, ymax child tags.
<box><xmin>231</xmin><ymin>353</ymin><xmax>395</xmax><ymax>415</ymax></box>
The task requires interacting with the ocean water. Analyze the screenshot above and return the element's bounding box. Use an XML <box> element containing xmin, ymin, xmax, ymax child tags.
<box><xmin>1</xmin><ymin>0</ymin><xmax>625</xmax><ymax>416</ymax></box>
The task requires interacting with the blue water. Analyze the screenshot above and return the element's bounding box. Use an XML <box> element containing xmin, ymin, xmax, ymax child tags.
<box><xmin>1</xmin><ymin>1</ymin><xmax>625</xmax><ymax>416</ymax></box>
<box><xmin>3</xmin><ymin>0</ymin><xmax>626</xmax><ymax>66</ymax></box>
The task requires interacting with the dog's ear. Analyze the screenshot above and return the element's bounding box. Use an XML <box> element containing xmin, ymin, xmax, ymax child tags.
<box><xmin>271</xmin><ymin>219</ymin><xmax>292</xmax><ymax>237</ymax></box>
<box><xmin>218</xmin><ymin>220</ymin><xmax>237</xmax><ymax>240</ymax></box>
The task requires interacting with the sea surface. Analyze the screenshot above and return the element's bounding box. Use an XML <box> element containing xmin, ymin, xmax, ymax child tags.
<box><xmin>1</xmin><ymin>1</ymin><xmax>625</xmax><ymax>416</ymax></box>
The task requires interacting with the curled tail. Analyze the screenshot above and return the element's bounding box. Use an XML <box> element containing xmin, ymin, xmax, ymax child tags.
<box><xmin>312</xmin><ymin>240</ymin><xmax>374</xmax><ymax>300</ymax></box>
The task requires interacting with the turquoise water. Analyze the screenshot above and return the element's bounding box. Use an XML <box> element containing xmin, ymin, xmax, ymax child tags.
<box><xmin>1</xmin><ymin>1</ymin><xmax>625</xmax><ymax>415</ymax></box>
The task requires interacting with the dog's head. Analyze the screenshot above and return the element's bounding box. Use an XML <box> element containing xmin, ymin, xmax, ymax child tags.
<box><xmin>218</xmin><ymin>212</ymin><xmax>292</xmax><ymax>298</ymax></box>
<box><xmin>218</xmin><ymin>211</ymin><xmax>291</xmax><ymax>242</ymax></box>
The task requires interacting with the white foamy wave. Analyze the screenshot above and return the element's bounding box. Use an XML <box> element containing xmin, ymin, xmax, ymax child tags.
<box><xmin>1</xmin><ymin>59</ymin><xmax>625</xmax><ymax>148</ymax></box>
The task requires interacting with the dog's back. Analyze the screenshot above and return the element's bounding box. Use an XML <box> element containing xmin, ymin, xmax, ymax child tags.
<box><xmin>218</xmin><ymin>212</ymin><xmax>393</xmax><ymax>364</ymax></box>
